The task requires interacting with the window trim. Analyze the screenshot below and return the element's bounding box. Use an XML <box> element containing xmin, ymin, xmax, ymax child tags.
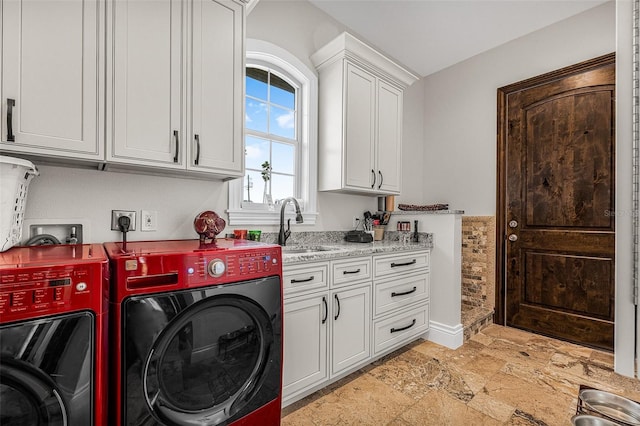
<box><xmin>228</xmin><ymin>39</ymin><xmax>318</xmax><ymax>226</ymax></box>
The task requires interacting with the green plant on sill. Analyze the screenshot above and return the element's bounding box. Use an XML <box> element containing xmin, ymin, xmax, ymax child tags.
<box><xmin>261</xmin><ymin>161</ymin><xmax>272</xmax><ymax>205</ymax></box>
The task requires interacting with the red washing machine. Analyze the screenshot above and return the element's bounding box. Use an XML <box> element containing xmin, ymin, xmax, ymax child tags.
<box><xmin>105</xmin><ymin>239</ymin><xmax>283</xmax><ymax>426</ymax></box>
<box><xmin>0</xmin><ymin>244</ymin><xmax>109</xmax><ymax>426</ymax></box>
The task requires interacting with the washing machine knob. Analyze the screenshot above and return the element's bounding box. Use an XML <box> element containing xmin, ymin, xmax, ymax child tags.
<box><xmin>208</xmin><ymin>259</ymin><xmax>226</xmax><ymax>277</ymax></box>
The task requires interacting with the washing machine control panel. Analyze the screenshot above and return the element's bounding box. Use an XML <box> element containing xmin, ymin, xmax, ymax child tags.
<box><xmin>185</xmin><ymin>247</ymin><xmax>281</xmax><ymax>285</ymax></box>
<box><xmin>0</xmin><ymin>265</ymin><xmax>96</xmax><ymax>316</ymax></box>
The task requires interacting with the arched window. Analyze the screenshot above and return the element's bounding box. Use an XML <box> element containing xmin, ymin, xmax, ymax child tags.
<box><xmin>228</xmin><ymin>40</ymin><xmax>318</xmax><ymax>225</ymax></box>
<box><xmin>244</xmin><ymin>67</ymin><xmax>298</xmax><ymax>204</ymax></box>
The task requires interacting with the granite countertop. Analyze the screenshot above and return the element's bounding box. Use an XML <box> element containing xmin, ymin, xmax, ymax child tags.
<box><xmin>281</xmin><ymin>240</ymin><xmax>432</xmax><ymax>264</ymax></box>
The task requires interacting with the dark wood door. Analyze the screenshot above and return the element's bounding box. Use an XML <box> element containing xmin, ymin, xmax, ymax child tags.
<box><xmin>497</xmin><ymin>54</ymin><xmax>615</xmax><ymax>351</ymax></box>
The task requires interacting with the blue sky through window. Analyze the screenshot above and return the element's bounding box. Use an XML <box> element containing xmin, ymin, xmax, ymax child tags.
<box><xmin>244</xmin><ymin>68</ymin><xmax>297</xmax><ymax>203</ymax></box>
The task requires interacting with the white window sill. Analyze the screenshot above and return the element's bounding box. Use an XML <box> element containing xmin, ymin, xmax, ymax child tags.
<box><xmin>226</xmin><ymin>209</ymin><xmax>318</xmax><ymax>226</ymax></box>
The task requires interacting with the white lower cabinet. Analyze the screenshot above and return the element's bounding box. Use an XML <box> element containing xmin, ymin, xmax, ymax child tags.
<box><xmin>282</xmin><ymin>250</ymin><xmax>430</xmax><ymax>406</ymax></box>
<box><xmin>330</xmin><ymin>284</ymin><xmax>371</xmax><ymax>377</ymax></box>
<box><xmin>282</xmin><ymin>292</ymin><xmax>329</xmax><ymax>398</ymax></box>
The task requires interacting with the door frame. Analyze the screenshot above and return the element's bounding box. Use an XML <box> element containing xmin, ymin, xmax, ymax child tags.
<box><xmin>494</xmin><ymin>52</ymin><xmax>616</xmax><ymax>325</ymax></box>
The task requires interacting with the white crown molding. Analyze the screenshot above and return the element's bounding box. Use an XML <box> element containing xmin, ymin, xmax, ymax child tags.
<box><xmin>310</xmin><ymin>32</ymin><xmax>420</xmax><ymax>88</ymax></box>
<box><xmin>245</xmin><ymin>0</ymin><xmax>259</xmax><ymax>14</ymax></box>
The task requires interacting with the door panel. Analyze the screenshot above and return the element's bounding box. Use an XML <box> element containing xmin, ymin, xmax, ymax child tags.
<box><xmin>282</xmin><ymin>293</ymin><xmax>328</xmax><ymax>399</ymax></box>
<box><xmin>344</xmin><ymin>63</ymin><xmax>376</xmax><ymax>190</ymax></box>
<box><xmin>189</xmin><ymin>0</ymin><xmax>243</xmax><ymax>175</ymax></box>
<box><xmin>330</xmin><ymin>285</ymin><xmax>371</xmax><ymax>377</ymax></box>
<box><xmin>376</xmin><ymin>81</ymin><xmax>402</xmax><ymax>194</ymax></box>
<box><xmin>500</xmin><ymin>55</ymin><xmax>615</xmax><ymax>351</ymax></box>
<box><xmin>109</xmin><ymin>0</ymin><xmax>184</xmax><ymax>165</ymax></box>
<box><xmin>524</xmin><ymin>89</ymin><xmax>614</xmax><ymax>229</ymax></box>
<box><xmin>1</xmin><ymin>0</ymin><xmax>102</xmax><ymax>158</ymax></box>
<box><xmin>523</xmin><ymin>252</ymin><xmax>613</xmax><ymax>318</ymax></box>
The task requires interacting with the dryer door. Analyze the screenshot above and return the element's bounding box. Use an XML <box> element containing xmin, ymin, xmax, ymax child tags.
<box><xmin>123</xmin><ymin>276</ymin><xmax>281</xmax><ymax>426</ymax></box>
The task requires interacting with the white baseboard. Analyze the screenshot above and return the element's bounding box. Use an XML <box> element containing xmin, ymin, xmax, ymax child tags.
<box><xmin>427</xmin><ymin>321</ymin><xmax>464</xmax><ymax>349</ymax></box>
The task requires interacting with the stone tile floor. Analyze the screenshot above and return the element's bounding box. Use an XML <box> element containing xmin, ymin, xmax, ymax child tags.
<box><xmin>281</xmin><ymin>324</ymin><xmax>640</xmax><ymax>425</ymax></box>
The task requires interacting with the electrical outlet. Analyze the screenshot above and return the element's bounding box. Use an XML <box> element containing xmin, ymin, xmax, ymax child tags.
<box><xmin>111</xmin><ymin>210</ymin><xmax>136</xmax><ymax>231</ymax></box>
<box><xmin>141</xmin><ymin>210</ymin><xmax>158</xmax><ymax>231</ymax></box>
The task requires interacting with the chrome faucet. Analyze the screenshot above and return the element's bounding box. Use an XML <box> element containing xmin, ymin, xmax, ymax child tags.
<box><xmin>278</xmin><ymin>197</ymin><xmax>304</xmax><ymax>246</ymax></box>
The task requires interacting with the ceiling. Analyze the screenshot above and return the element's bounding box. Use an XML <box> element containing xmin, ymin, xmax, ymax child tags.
<box><xmin>308</xmin><ymin>0</ymin><xmax>611</xmax><ymax>77</ymax></box>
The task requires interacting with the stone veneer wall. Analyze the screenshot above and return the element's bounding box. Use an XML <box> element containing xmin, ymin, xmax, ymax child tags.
<box><xmin>461</xmin><ymin>216</ymin><xmax>496</xmax><ymax>312</ymax></box>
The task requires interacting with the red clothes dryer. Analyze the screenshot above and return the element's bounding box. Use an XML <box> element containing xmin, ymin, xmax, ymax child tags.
<box><xmin>105</xmin><ymin>239</ymin><xmax>283</xmax><ymax>426</ymax></box>
<box><xmin>0</xmin><ymin>244</ymin><xmax>109</xmax><ymax>426</ymax></box>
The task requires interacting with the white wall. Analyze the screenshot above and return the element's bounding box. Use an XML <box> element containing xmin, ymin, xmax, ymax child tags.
<box><xmin>421</xmin><ymin>1</ymin><xmax>616</xmax><ymax>215</ymax></box>
<box><xmin>400</xmin><ymin>78</ymin><xmax>426</xmax><ymax>205</ymax></box>
<box><xmin>25</xmin><ymin>165</ymin><xmax>228</xmax><ymax>243</ymax></box>
<box><xmin>615</xmin><ymin>0</ymin><xmax>634</xmax><ymax>377</ymax></box>
<box><xmin>21</xmin><ymin>0</ymin><xmax>426</xmax><ymax>243</ymax></box>
<box><xmin>247</xmin><ymin>0</ymin><xmax>426</xmax><ymax>218</ymax></box>
<box><xmin>419</xmin><ymin>0</ymin><xmax>634</xmax><ymax>375</ymax></box>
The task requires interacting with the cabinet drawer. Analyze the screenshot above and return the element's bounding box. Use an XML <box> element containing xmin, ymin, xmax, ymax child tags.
<box><xmin>283</xmin><ymin>263</ymin><xmax>329</xmax><ymax>296</ymax></box>
<box><xmin>331</xmin><ymin>257</ymin><xmax>372</xmax><ymax>287</ymax></box>
<box><xmin>374</xmin><ymin>272</ymin><xmax>429</xmax><ymax>317</ymax></box>
<box><xmin>374</xmin><ymin>251</ymin><xmax>429</xmax><ymax>278</ymax></box>
<box><xmin>373</xmin><ymin>303</ymin><xmax>429</xmax><ymax>355</ymax></box>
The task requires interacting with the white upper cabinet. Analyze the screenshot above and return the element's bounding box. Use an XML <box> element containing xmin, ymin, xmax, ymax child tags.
<box><xmin>188</xmin><ymin>0</ymin><xmax>244</xmax><ymax>176</ymax></box>
<box><xmin>107</xmin><ymin>0</ymin><xmax>245</xmax><ymax>178</ymax></box>
<box><xmin>311</xmin><ymin>32</ymin><xmax>418</xmax><ymax>196</ymax></box>
<box><xmin>376</xmin><ymin>80</ymin><xmax>402</xmax><ymax>193</ymax></box>
<box><xmin>107</xmin><ymin>0</ymin><xmax>184</xmax><ymax>168</ymax></box>
<box><xmin>344</xmin><ymin>63</ymin><xmax>377</xmax><ymax>191</ymax></box>
<box><xmin>1</xmin><ymin>0</ymin><xmax>104</xmax><ymax>160</ymax></box>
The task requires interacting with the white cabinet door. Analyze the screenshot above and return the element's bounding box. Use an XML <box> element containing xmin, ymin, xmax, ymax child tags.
<box><xmin>330</xmin><ymin>284</ymin><xmax>371</xmax><ymax>377</ymax></box>
<box><xmin>283</xmin><ymin>292</ymin><xmax>329</xmax><ymax>401</ymax></box>
<box><xmin>376</xmin><ymin>80</ymin><xmax>402</xmax><ymax>194</ymax></box>
<box><xmin>107</xmin><ymin>0</ymin><xmax>184</xmax><ymax>167</ymax></box>
<box><xmin>1</xmin><ymin>0</ymin><xmax>103</xmax><ymax>159</ymax></box>
<box><xmin>189</xmin><ymin>0</ymin><xmax>243</xmax><ymax>176</ymax></box>
<box><xmin>344</xmin><ymin>63</ymin><xmax>376</xmax><ymax>191</ymax></box>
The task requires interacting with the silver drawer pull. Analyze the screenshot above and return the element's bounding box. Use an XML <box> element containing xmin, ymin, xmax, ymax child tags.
<box><xmin>390</xmin><ymin>319</ymin><xmax>416</xmax><ymax>333</ymax></box>
<box><xmin>343</xmin><ymin>269</ymin><xmax>361</xmax><ymax>275</ymax></box>
<box><xmin>391</xmin><ymin>286</ymin><xmax>417</xmax><ymax>297</ymax></box>
<box><xmin>291</xmin><ymin>276</ymin><xmax>314</xmax><ymax>284</ymax></box>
